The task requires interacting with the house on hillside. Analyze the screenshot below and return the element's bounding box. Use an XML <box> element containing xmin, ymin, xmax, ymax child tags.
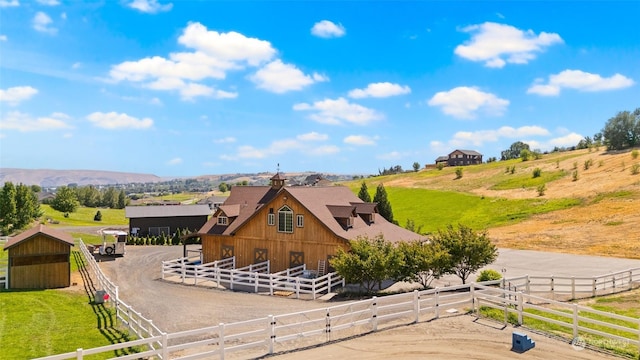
<box><xmin>435</xmin><ymin>149</ymin><xmax>483</xmax><ymax>167</ymax></box>
<box><xmin>3</xmin><ymin>224</ymin><xmax>74</xmax><ymax>289</ymax></box>
<box><xmin>194</xmin><ymin>173</ymin><xmax>423</xmax><ymax>273</ymax></box>
<box><xmin>125</xmin><ymin>204</ymin><xmax>212</xmax><ymax>237</ymax></box>
<box><xmin>197</xmin><ymin>195</ymin><xmax>227</xmax><ymax>210</ymax></box>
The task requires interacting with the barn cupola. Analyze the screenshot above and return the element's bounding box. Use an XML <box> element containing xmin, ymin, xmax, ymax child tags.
<box><xmin>270</xmin><ymin>172</ymin><xmax>286</xmax><ymax>190</ymax></box>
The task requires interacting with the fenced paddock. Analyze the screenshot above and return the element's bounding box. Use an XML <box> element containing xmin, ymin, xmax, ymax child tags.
<box><xmin>161</xmin><ymin>256</ymin><xmax>345</xmax><ymax>299</ymax></box>
<box><xmin>34</xmin><ymin>244</ymin><xmax>640</xmax><ymax>360</ymax></box>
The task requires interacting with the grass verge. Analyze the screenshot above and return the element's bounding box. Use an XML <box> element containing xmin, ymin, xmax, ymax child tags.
<box><xmin>41</xmin><ymin>205</ymin><xmax>127</xmax><ymax>227</ymax></box>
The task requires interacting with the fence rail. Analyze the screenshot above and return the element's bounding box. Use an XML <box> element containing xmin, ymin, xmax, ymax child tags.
<box><xmin>161</xmin><ymin>256</ymin><xmax>345</xmax><ymax>299</ymax></box>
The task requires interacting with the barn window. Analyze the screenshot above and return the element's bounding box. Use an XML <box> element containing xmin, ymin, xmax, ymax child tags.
<box><xmin>267</xmin><ymin>213</ymin><xmax>275</xmax><ymax>226</ymax></box>
<box><xmin>149</xmin><ymin>226</ymin><xmax>169</xmax><ymax>236</ymax></box>
<box><xmin>218</xmin><ymin>216</ymin><xmax>228</xmax><ymax>225</ymax></box>
<box><xmin>278</xmin><ymin>205</ymin><xmax>293</xmax><ymax>233</ymax></box>
<box><xmin>296</xmin><ymin>214</ymin><xmax>304</xmax><ymax>228</ymax></box>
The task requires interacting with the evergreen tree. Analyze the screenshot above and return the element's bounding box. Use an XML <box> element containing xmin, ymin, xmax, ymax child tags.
<box><xmin>373</xmin><ymin>183</ymin><xmax>395</xmax><ymax>224</ymax></box>
<box><xmin>14</xmin><ymin>184</ymin><xmax>39</xmax><ymax>229</ymax></box>
<box><xmin>0</xmin><ymin>182</ymin><xmax>17</xmax><ymax>233</ymax></box>
<box><xmin>117</xmin><ymin>190</ymin><xmax>127</xmax><ymax>209</ymax></box>
<box><xmin>357</xmin><ymin>181</ymin><xmax>372</xmax><ymax>202</ymax></box>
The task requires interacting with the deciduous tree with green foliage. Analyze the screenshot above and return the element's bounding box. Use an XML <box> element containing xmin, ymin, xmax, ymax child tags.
<box><xmin>373</xmin><ymin>183</ymin><xmax>395</xmax><ymax>224</ymax></box>
<box><xmin>0</xmin><ymin>182</ymin><xmax>17</xmax><ymax>233</ymax></box>
<box><xmin>431</xmin><ymin>224</ymin><xmax>498</xmax><ymax>284</ymax></box>
<box><xmin>412</xmin><ymin>162</ymin><xmax>420</xmax><ymax>172</ymax></box>
<box><xmin>14</xmin><ymin>184</ymin><xmax>41</xmax><ymax>229</ymax></box>
<box><xmin>330</xmin><ymin>235</ymin><xmax>402</xmax><ymax>293</ymax></box>
<box><xmin>396</xmin><ymin>240</ymin><xmax>450</xmax><ymax>289</ymax></box>
<box><xmin>501</xmin><ymin>141</ymin><xmax>530</xmax><ymax>160</ymax></box>
<box><xmin>601</xmin><ymin>108</ymin><xmax>640</xmax><ymax>150</ymax></box>
<box><xmin>357</xmin><ymin>181</ymin><xmax>372</xmax><ymax>202</ymax></box>
<box><xmin>51</xmin><ymin>186</ymin><xmax>80</xmax><ymax>213</ymax></box>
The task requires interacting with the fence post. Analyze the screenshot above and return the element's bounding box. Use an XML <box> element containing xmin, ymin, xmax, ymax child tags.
<box><xmin>413</xmin><ymin>290</ymin><xmax>420</xmax><ymax>323</ymax></box>
<box><xmin>571</xmin><ymin>276</ymin><xmax>575</xmax><ymax>300</ymax></box>
<box><xmin>550</xmin><ymin>276</ymin><xmax>555</xmax><ymax>301</ymax></box>
<box><xmin>526</xmin><ymin>275</ymin><xmax>530</xmax><ymax>295</ymax></box>
<box><xmin>269</xmin><ymin>274</ymin><xmax>274</xmax><ymax>296</ymax></box>
<box><xmin>161</xmin><ymin>332</ymin><xmax>168</xmax><ymax>360</ymax></box>
<box><xmin>470</xmin><ymin>283</ymin><xmax>475</xmax><ymax>315</ymax></box>
<box><xmin>230</xmin><ymin>270</ymin><xmax>234</xmax><ymax>291</ymax></box>
<box><xmin>572</xmin><ymin>304</ymin><xmax>578</xmax><ymax>339</ymax></box>
<box><xmin>328</xmin><ymin>273</ymin><xmax>332</xmax><ymax>292</ymax></box>
<box><xmin>434</xmin><ymin>288</ymin><xmax>440</xmax><ymax>319</ymax></box>
<box><xmin>592</xmin><ymin>278</ymin><xmax>597</xmax><ymax>297</ymax></box>
<box><xmin>255</xmin><ymin>272</ymin><xmax>259</xmax><ymax>293</ymax></box>
<box><xmin>296</xmin><ymin>277</ymin><xmax>301</xmax><ymax>299</ymax></box>
<box><xmin>517</xmin><ymin>292</ymin><xmax>523</xmax><ymax>325</ymax></box>
<box><xmin>161</xmin><ymin>261</ymin><xmax>166</xmax><ymax>280</ymax></box>
<box><xmin>325</xmin><ymin>309</ymin><xmax>332</xmax><ymax>342</ymax></box>
<box><xmin>371</xmin><ymin>297</ymin><xmax>378</xmax><ymax>331</ymax></box>
<box><xmin>181</xmin><ymin>261</ymin><xmax>186</xmax><ymax>284</ymax></box>
<box><xmin>629</xmin><ymin>271</ymin><xmax>633</xmax><ymax>290</ymax></box>
<box><xmin>268</xmin><ymin>315</ymin><xmax>275</xmax><ymax>355</ymax></box>
<box><xmin>266</xmin><ymin>259</ymin><xmax>270</xmax><ymax>273</ymax></box>
<box><xmin>75</xmin><ymin>348</ymin><xmax>83</xmax><ymax>360</ymax></box>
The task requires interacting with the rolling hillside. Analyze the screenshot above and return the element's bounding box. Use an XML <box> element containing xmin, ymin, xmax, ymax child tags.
<box><xmin>348</xmin><ymin>148</ymin><xmax>640</xmax><ymax>259</ymax></box>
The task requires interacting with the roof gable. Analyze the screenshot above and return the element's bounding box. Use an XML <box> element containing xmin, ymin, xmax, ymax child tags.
<box><xmin>4</xmin><ymin>224</ymin><xmax>75</xmax><ymax>250</ymax></box>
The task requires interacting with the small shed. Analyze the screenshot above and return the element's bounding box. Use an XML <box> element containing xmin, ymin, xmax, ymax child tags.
<box><xmin>3</xmin><ymin>224</ymin><xmax>75</xmax><ymax>289</ymax></box>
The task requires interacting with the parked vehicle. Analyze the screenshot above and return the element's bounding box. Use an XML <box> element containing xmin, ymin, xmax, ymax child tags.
<box><xmin>99</xmin><ymin>230</ymin><xmax>127</xmax><ymax>256</ymax></box>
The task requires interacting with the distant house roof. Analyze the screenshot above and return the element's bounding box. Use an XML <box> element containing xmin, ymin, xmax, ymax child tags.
<box><xmin>125</xmin><ymin>204</ymin><xmax>212</xmax><ymax>219</ymax></box>
<box><xmin>4</xmin><ymin>224</ymin><xmax>74</xmax><ymax>250</ymax></box>
<box><xmin>199</xmin><ymin>185</ymin><xmax>423</xmax><ymax>243</ymax></box>
<box><xmin>435</xmin><ymin>156</ymin><xmax>449</xmax><ymax>162</ymax></box>
<box><xmin>450</xmin><ymin>149</ymin><xmax>482</xmax><ymax>156</ymax></box>
<box><xmin>197</xmin><ymin>195</ymin><xmax>227</xmax><ymax>206</ymax></box>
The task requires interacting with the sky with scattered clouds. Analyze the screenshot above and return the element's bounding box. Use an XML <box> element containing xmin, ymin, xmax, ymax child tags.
<box><xmin>0</xmin><ymin>1</ymin><xmax>638</xmax><ymax>177</ymax></box>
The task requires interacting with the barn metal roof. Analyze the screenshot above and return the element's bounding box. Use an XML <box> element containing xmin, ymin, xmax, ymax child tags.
<box><xmin>3</xmin><ymin>224</ymin><xmax>75</xmax><ymax>250</ymax></box>
<box><xmin>125</xmin><ymin>204</ymin><xmax>212</xmax><ymax>218</ymax></box>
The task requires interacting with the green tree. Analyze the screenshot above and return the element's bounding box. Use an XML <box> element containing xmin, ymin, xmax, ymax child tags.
<box><xmin>94</xmin><ymin>210</ymin><xmax>102</xmax><ymax>221</ymax></box>
<box><xmin>0</xmin><ymin>182</ymin><xmax>17</xmax><ymax>233</ymax></box>
<box><xmin>117</xmin><ymin>190</ymin><xmax>127</xmax><ymax>209</ymax></box>
<box><xmin>520</xmin><ymin>149</ymin><xmax>532</xmax><ymax>161</ymax></box>
<box><xmin>14</xmin><ymin>184</ymin><xmax>41</xmax><ymax>229</ymax></box>
<box><xmin>396</xmin><ymin>240</ymin><xmax>450</xmax><ymax>289</ymax></box>
<box><xmin>101</xmin><ymin>187</ymin><xmax>118</xmax><ymax>208</ymax></box>
<box><xmin>455</xmin><ymin>167</ymin><xmax>463</xmax><ymax>179</ymax></box>
<box><xmin>404</xmin><ymin>218</ymin><xmax>423</xmax><ymax>234</ymax></box>
<box><xmin>330</xmin><ymin>235</ymin><xmax>402</xmax><ymax>293</ymax></box>
<box><xmin>218</xmin><ymin>182</ymin><xmax>229</xmax><ymax>193</ymax></box>
<box><xmin>601</xmin><ymin>108</ymin><xmax>640</xmax><ymax>150</ymax></box>
<box><xmin>51</xmin><ymin>186</ymin><xmax>80</xmax><ymax>213</ymax></box>
<box><xmin>431</xmin><ymin>224</ymin><xmax>498</xmax><ymax>284</ymax></box>
<box><xmin>373</xmin><ymin>183</ymin><xmax>395</xmax><ymax>224</ymax></box>
<box><xmin>357</xmin><ymin>181</ymin><xmax>372</xmax><ymax>202</ymax></box>
<box><xmin>412</xmin><ymin>162</ymin><xmax>420</xmax><ymax>172</ymax></box>
<box><xmin>501</xmin><ymin>141</ymin><xmax>530</xmax><ymax>160</ymax></box>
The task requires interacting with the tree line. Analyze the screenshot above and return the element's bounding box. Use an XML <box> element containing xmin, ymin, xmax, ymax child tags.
<box><xmin>330</xmin><ymin>224</ymin><xmax>498</xmax><ymax>293</ymax></box>
<box><xmin>46</xmin><ymin>185</ymin><xmax>128</xmax><ymax>213</ymax></box>
<box><xmin>0</xmin><ymin>182</ymin><xmax>42</xmax><ymax>235</ymax></box>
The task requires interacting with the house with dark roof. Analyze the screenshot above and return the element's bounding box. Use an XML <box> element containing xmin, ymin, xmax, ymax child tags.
<box><xmin>197</xmin><ymin>195</ymin><xmax>228</xmax><ymax>210</ymax></box>
<box><xmin>3</xmin><ymin>224</ymin><xmax>75</xmax><ymax>289</ymax></box>
<box><xmin>125</xmin><ymin>204</ymin><xmax>211</xmax><ymax>237</ymax></box>
<box><xmin>196</xmin><ymin>174</ymin><xmax>423</xmax><ymax>273</ymax></box>
<box><xmin>436</xmin><ymin>149</ymin><xmax>483</xmax><ymax>166</ymax></box>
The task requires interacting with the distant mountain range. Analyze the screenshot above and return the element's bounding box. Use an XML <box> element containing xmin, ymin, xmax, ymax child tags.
<box><xmin>0</xmin><ymin>168</ymin><xmax>164</xmax><ymax>187</ymax></box>
<box><xmin>0</xmin><ymin>168</ymin><xmax>358</xmax><ymax>187</ymax></box>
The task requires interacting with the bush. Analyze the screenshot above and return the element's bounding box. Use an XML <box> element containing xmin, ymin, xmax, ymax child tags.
<box><xmin>572</xmin><ymin>170</ymin><xmax>579</xmax><ymax>181</ymax></box>
<box><xmin>532</xmin><ymin>168</ymin><xmax>542</xmax><ymax>178</ymax></box>
<box><xmin>455</xmin><ymin>167</ymin><xmax>463</xmax><ymax>179</ymax></box>
<box><xmin>537</xmin><ymin>184</ymin><xmax>546</xmax><ymax>196</ymax></box>
<box><xmin>632</xmin><ymin>149</ymin><xmax>639</xmax><ymax>159</ymax></box>
<box><xmin>93</xmin><ymin>210</ymin><xmax>102</xmax><ymax>222</ymax></box>
<box><xmin>476</xmin><ymin>269</ymin><xmax>502</xmax><ymax>282</ymax></box>
<box><xmin>437</xmin><ymin>163</ymin><xmax>445</xmax><ymax>170</ymax></box>
<box><xmin>631</xmin><ymin>163</ymin><xmax>640</xmax><ymax>175</ymax></box>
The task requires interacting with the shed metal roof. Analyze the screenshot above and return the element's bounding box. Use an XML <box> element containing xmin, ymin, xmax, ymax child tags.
<box><xmin>125</xmin><ymin>204</ymin><xmax>212</xmax><ymax>218</ymax></box>
<box><xmin>4</xmin><ymin>224</ymin><xmax>75</xmax><ymax>250</ymax></box>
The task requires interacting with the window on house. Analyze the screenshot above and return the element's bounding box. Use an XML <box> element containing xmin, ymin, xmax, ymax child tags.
<box><xmin>267</xmin><ymin>213</ymin><xmax>275</xmax><ymax>226</ymax></box>
<box><xmin>218</xmin><ymin>216</ymin><xmax>228</xmax><ymax>225</ymax></box>
<box><xmin>278</xmin><ymin>205</ymin><xmax>293</xmax><ymax>233</ymax></box>
<box><xmin>296</xmin><ymin>214</ymin><xmax>304</xmax><ymax>228</ymax></box>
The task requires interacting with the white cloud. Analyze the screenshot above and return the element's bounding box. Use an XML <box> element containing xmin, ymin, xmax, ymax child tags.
<box><xmin>297</xmin><ymin>132</ymin><xmax>328</xmax><ymax>141</ymax></box>
<box><xmin>110</xmin><ymin>22</ymin><xmax>276</xmax><ymax>100</ymax></box>
<box><xmin>377</xmin><ymin>151</ymin><xmax>403</xmax><ymax>160</ymax></box>
<box><xmin>448</xmin><ymin>126</ymin><xmax>550</xmax><ymax>147</ymax></box>
<box><xmin>36</xmin><ymin>0</ymin><xmax>59</xmax><ymax>5</ymax></box>
<box><xmin>428</xmin><ymin>86</ymin><xmax>509</xmax><ymax>119</ymax></box>
<box><xmin>0</xmin><ymin>0</ymin><xmax>19</xmax><ymax>7</ymax></box>
<box><xmin>0</xmin><ymin>86</ymin><xmax>38</xmax><ymax>105</ymax></box>
<box><xmin>309</xmin><ymin>145</ymin><xmax>340</xmax><ymax>156</ymax></box>
<box><xmin>527</xmin><ymin>70</ymin><xmax>635</xmax><ymax>96</ymax></box>
<box><xmin>32</xmin><ymin>11</ymin><xmax>57</xmax><ymax>34</ymax></box>
<box><xmin>311</xmin><ymin>20</ymin><xmax>346</xmax><ymax>38</ymax></box>
<box><xmin>60</xmin><ymin>12</ymin><xmax>66</xmax><ymax>20</ymax></box>
<box><xmin>126</xmin><ymin>0</ymin><xmax>172</xmax><ymax>13</ymax></box>
<box><xmin>150</xmin><ymin>97</ymin><xmax>162</xmax><ymax>105</ymax></box>
<box><xmin>293</xmin><ymin>97</ymin><xmax>383</xmax><ymax>125</ymax></box>
<box><xmin>344</xmin><ymin>135</ymin><xmax>377</xmax><ymax>146</ymax></box>
<box><xmin>0</xmin><ymin>35</ymin><xmax>7</xmax><ymax>41</ymax></box>
<box><xmin>86</xmin><ymin>111</ymin><xmax>153</xmax><ymax>129</ymax></box>
<box><xmin>250</xmin><ymin>60</ymin><xmax>326</xmax><ymax>93</ymax></box>
<box><xmin>167</xmin><ymin>157</ymin><xmax>182</xmax><ymax>165</ymax></box>
<box><xmin>0</xmin><ymin>111</ymin><xmax>72</xmax><ymax>132</ymax></box>
<box><xmin>455</xmin><ymin>22</ymin><xmax>563</xmax><ymax>68</ymax></box>
<box><xmin>214</xmin><ymin>136</ymin><xmax>236</xmax><ymax>144</ymax></box>
<box><xmin>547</xmin><ymin>132</ymin><xmax>584</xmax><ymax>148</ymax></box>
<box><xmin>71</xmin><ymin>62</ymin><xmax>81</xmax><ymax>69</ymax></box>
<box><xmin>348</xmin><ymin>82</ymin><xmax>411</xmax><ymax>98</ymax></box>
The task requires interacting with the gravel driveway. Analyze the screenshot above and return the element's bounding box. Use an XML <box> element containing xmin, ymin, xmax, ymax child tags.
<box><xmin>97</xmin><ymin>246</ymin><xmax>331</xmax><ymax>333</ymax></box>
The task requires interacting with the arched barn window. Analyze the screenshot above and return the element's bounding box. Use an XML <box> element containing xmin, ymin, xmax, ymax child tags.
<box><xmin>278</xmin><ymin>205</ymin><xmax>293</xmax><ymax>233</ymax></box>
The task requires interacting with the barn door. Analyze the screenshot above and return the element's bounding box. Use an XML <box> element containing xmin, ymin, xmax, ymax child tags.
<box><xmin>289</xmin><ymin>251</ymin><xmax>304</xmax><ymax>268</ymax></box>
<box><xmin>254</xmin><ymin>248</ymin><xmax>268</xmax><ymax>263</ymax></box>
<box><xmin>221</xmin><ymin>245</ymin><xmax>234</xmax><ymax>259</ymax></box>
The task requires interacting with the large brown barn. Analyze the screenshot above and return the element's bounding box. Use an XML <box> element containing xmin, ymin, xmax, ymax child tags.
<box><xmin>3</xmin><ymin>224</ymin><xmax>75</xmax><ymax>289</ymax></box>
<box><xmin>197</xmin><ymin>174</ymin><xmax>422</xmax><ymax>273</ymax></box>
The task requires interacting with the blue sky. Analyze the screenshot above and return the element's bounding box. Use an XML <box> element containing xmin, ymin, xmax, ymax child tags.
<box><xmin>1</xmin><ymin>1</ymin><xmax>638</xmax><ymax>177</ymax></box>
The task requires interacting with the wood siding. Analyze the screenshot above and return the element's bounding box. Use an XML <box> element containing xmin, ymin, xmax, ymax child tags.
<box><xmin>130</xmin><ymin>215</ymin><xmax>208</xmax><ymax>237</ymax></box>
<box><xmin>202</xmin><ymin>191</ymin><xmax>350</xmax><ymax>272</ymax></box>
<box><xmin>8</xmin><ymin>234</ymin><xmax>71</xmax><ymax>289</ymax></box>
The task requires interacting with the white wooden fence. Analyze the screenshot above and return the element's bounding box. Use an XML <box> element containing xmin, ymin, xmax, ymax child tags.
<box><xmin>0</xmin><ymin>236</ymin><xmax>8</xmax><ymax>289</ymax></box>
<box><xmin>161</xmin><ymin>256</ymin><xmax>345</xmax><ymax>299</ymax></box>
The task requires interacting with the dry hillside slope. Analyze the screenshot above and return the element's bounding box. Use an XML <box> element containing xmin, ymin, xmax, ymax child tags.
<box><xmin>391</xmin><ymin>148</ymin><xmax>640</xmax><ymax>259</ymax></box>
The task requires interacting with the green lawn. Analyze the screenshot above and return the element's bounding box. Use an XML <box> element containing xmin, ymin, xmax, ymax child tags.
<box><xmin>41</xmin><ymin>205</ymin><xmax>127</xmax><ymax>227</ymax></box>
<box><xmin>383</xmin><ymin>187</ymin><xmax>581</xmax><ymax>233</ymax></box>
<box><xmin>0</xmin><ymin>252</ymin><xmax>140</xmax><ymax>359</ymax></box>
